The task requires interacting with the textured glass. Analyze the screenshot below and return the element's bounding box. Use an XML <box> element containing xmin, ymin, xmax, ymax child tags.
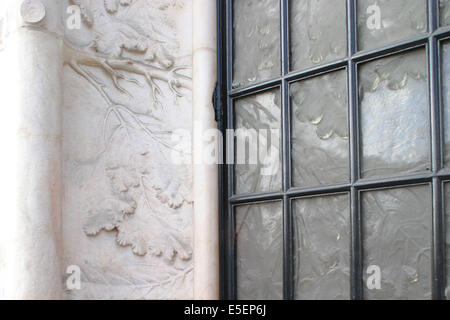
<box><xmin>440</xmin><ymin>0</ymin><xmax>450</xmax><ymax>27</ymax></box>
<box><xmin>289</xmin><ymin>0</ymin><xmax>347</xmax><ymax>71</ymax></box>
<box><xmin>444</xmin><ymin>183</ymin><xmax>450</xmax><ymax>300</ymax></box>
<box><xmin>293</xmin><ymin>194</ymin><xmax>350</xmax><ymax>300</ymax></box>
<box><xmin>234</xmin><ymin>89</ymin><xmax>282</xmax><ymax>195</ymax></box>
<box><xmin>357</xmin><ymin>0</ymin><xmax>427</xmax><ymax>51</ymax></box>
<box><xmin>233</xmin><ymin>0</ymin><xmax>280</xmax><ymax>89</ymax></box>
<box><xmin>362</xmin><ymin>185</ymin><xmax>432</xmax><ymax>300</ymax></box>
<box><xmin>442</xmin><ymin>41</ymin><xmax>450</xmax><ymax>167</ymax></box>
<box><xmin>359</xmin><ymin>49</ymin><xmax>430</xmax><ymax>179</ymax></box>
<box><xmin>290</xmin><ymin>70</ymin><xmax>349</xmax><ymax>187</ymax></box>
<box><xmin>235</xmin><ymin>202</ymin><xmax>283</xmax><ymax>299</ymax></box>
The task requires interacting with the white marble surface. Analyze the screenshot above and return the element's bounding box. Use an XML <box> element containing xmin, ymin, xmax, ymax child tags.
<box><xmin>62</xmin><ymin>0</ymin><xmax>194</xmax><ymax>299</ymax></box>
<box><xmin>192</xmin><ymin>0</ymin><xmax>219</xmax><ymax>300</ymax></box>
<box><xmin>0</xmin><ymin>0</ymin><xmax>64</xmax><ymax>299</ymax></box>
<box><xmin>0</xmin><ymin>0</ymin><xmax>219</xmax><ymax>300</ymax></box>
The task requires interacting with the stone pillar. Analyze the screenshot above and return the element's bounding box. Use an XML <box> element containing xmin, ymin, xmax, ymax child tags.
<box><xmin>192</xmin><ymin>0</ymin><xmax>219</xmax><ymax>299</ymax></box>
<box><xmin>0</xmin><ymin>0</ymin><xmax>63</xmax><ymax>299</ymax></box>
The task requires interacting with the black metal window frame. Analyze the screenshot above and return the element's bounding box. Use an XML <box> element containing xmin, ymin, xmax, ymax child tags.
<box><xmin>217</xmin><ymin>0</ymin><xmax>450</xmax><ymax>300</ymax></box>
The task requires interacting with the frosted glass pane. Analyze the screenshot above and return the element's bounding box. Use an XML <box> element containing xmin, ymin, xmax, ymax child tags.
<box><xmin>293</xmin><ymin>194</ymin><xmax>350</xmax><ymax>300</ymax></box>
<box><xmin>235</xmin><ymin>202</ymin><xmax>283</xmax><ymax>300</ymax></box>
<box><xmin>291</xmin><ymin>70</ymin><xmax>349</xmax><ymax>187</ymax></box>
<box><xmin>357</xmin><ymin>0</ymin><xmax>427</xmax><ymax>51</ymax></box>
<box><xmin>359</xmin><ymin>49</ymin><xmax>430</xmax><ymax>179</ymax></box>
<box><xmin>289</xmin><ymin>0</ymin><xmax>347</xmax><ymax>71</ymax></box>
<box><xmin>234</xmin><ymin>89</ymin><xmax>282</xmax><ymax>195</ymax></box>
<box><xmin>362</xmin><ymin>185</ymin><xmax>432</xmax><ymax>300</ymax></box>
<box><xmin>444</xmin><ymin>183</ymin><xmax>450</xmax><ymax>300</ymax></box>
<box><xmin>233</xmin><ymin>0</ymin><xmax>280</xmax><ymax>89</ymax></box>
<box><xmin>440</xmin><ymin>0</ymin><xmax>450</xmax><ymax>27</ymax></box>
<box><xmin>442</xmin><ymin>41</ymin><xmax>450</xmax><ymax>167</ymax></box>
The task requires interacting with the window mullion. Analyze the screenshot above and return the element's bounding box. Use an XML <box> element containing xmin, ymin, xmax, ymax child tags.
<box><xmin>347</xmin><ymin>0</ymin><xmax>362</xmax><ymax>300</ymax></box>
<box><xmin>429</xmin><ymin>0</ymin><xmax>445</xmax><ymax>298</ymax></box>
<box><xmin>280</xmin><ymin>0</ymin><xmax>293</xmax><ymax>300</ymax></box>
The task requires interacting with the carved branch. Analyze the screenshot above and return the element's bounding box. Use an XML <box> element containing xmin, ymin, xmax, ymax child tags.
<box><xmin>64</xmin><ymin>45</ymin><xmax>192</xmax><ymax>99</ymax></box>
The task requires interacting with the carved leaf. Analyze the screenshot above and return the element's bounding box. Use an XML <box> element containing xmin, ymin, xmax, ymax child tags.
<box><xmin>104</xmin><ymin>0</ymin><xmax>134</xmax><ymax>13</ymax></box>
<box><xmin>93</xmin><ymin>23</ymin><xmax>148</xmax><ymax>57</ymax></box>
<box><xmin>83</xmin><ymin>198</ymin><xmax>137</xmax><ymax>235</ymax></box>
<box><xmin>104</xmin><ymin>0</ymin><xmax>119</xmax><ymax>13</ymax></box>
<box><xmin>106</xmin><ymin>166</ymin><xmax>141</xmax><ymax>195</ymax></box>
<box><xmin>119</xmin><ymin>0</ymin><xmax>133</xmax><ymax>6</ymax></box>
<box><xmin>72</xmin><ymin>0</ymin><xmax>177</xmax><ymax>67</ymax></box>
<box><xmin>147</xmin><ymin>166</ymin><xmax>192</xmax><ymax>209</ymax></box>
<box><xmin>115</xmin><ymin>202</ymin><xmax>192</xmax><ymax>260</ymax></box>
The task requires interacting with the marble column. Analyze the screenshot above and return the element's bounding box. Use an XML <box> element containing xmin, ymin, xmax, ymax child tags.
<box><xmin>0</xmin><ymin>0</ymin><xmax>63</xmax><ymax>299</ymax></box>
<box><xmin>192</xmin><ymin>0</ymin><xmax>219</xmax><ymax>299</ymax></box>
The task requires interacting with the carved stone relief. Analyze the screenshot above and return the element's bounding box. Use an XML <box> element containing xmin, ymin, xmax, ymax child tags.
<box><xmin>62</xmin><ymin>0</ymin><xmax>193</xmax><ymax>299</ymax></box>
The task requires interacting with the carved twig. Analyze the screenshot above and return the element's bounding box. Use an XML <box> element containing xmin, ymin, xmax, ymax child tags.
<box><xmin>98</xmin><ymin>59</ymin><xmax>141</xmax><ymax>97</ymax></box>
<box><xmin>141</xmin><ymin>266</ymin><xmax>193</xmax><ymax>297</ymax></box>
<box><xmin>64</xmin><ymin>45</ymin><xmax>192</xmax><ymax>101</ymax></box>
<box><xmin>69</xmin><ymin>59</ymin><xmax>112</xmax><ymax>105</ymax></box>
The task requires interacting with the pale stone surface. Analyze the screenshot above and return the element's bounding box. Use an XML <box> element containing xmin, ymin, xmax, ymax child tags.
<box><xmin>0</xmin><ymin>0</ymin><xmax>64</xmax><ymax>299</ymax></box>
<box><xmin>0</xmin><ymin>0</ymin><xmax>223</xmax><ymax>300</ymax></box>
<box><xmin>62</xmin><ymin>0</ymin><xmax>194</xmax><ymax>299</ymax></box>
<box><xmin>192</xmin><ymin>0</ymin><xmax>219</xmax><ymax>300</ymax></box>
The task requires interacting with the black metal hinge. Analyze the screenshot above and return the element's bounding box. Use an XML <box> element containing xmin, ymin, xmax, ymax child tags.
<box><xmin>212</xmin><ymin>82</ymin><xmax>221</xmax><ymax>123</ymax></box>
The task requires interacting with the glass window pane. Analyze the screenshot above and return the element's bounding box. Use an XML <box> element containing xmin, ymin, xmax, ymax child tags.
<box><xmin>235</xmin><ymin>202</ymin><xmax>283</xmax><ymax>299</ymax></box>
<box><xmin>289</xmin><ymin>0</ymin><xmax>347</xmax><ymax>71</ymax></box>
<box><xmin>442</xmin><ymin>41</ymin><xmax>450</xmax><ymax>167</ymax></box>
<box><xmin>293</xmin><ymin>194</ymin><xmax>350</xmax><ymax>300</ymax></box>
<box><xmin>357</xmin><ymin>0</ymin><xmax>427</xmax><ymax>51</ymax></box>
<box><xmin>359</xmin><ymin>49</ymin><xmax>430</xmax><ymax>179</ymax></box>
<box><xmin>233</xmin><ymin>0</ymin><xmax>281</xmax><ymax>89</ymax></box>
<box><xmin>440</xmin><ymin>0</ymin><xmax>450</xmax><ymax>27</ymax></box>
<box><xmin>290</xmin><ymin>69</ymin><xmax>349</xmax><ymax>187</ymax></box>
<box><xmin>444</xmin><ymin>183</ymin><xmax>450</xmax><ymax>300</ymax></box>
<box><xmin>234</xmin><ymin>89</ymin><xmax>282</xmax><ymax>195</ymax></box>
<box><xmin>362</xmin><ymin>185</ymin><xmax>432</xmax><ymax>300</ymax></box>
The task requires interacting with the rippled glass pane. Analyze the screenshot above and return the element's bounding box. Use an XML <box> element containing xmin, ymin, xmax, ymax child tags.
<box><xmin>293</xmin><ymin>194</ymin><xmax>350</xmax><ymax>300</ymax></box>
<box><xmin>440</xmin><ymin>0</ymin><xmax>450</xmax><ymax>27</ymax></box>
<box><xmin>357</xmin><ymin>0</ymin><xmax>427</xmax><ymax>51</ymax></box>
<box><xmin>289</xmin><ymin>0</ymin><xmax>347</xmax><ymax>71</ymax></box>
<box><xmin>235</xmin><ymin>202</ymin><xmax>283</xmax><ymax>299</ymax></box>
<box><xmin>444</xmin><ymin>183</ymin><xmax>450</xmax><ymax>300</ymax></box>
<box><xmin>442</xmin><ymin>41</ymin><xmax>450</xmax><ymax>167</ymax></box>
<box><xmin>362</xmin><ymin>185</ymin><xmax>432</xmax><ymax>300</ymax></box>
<box><xmin>233</xmin><ymin>0</ymin><xmax>280</xmax><ymax>89</ymax></box>
<box><xmin>291</xmin><ymin>70</ymin><xmax>349</xmax><ymax>187</ymax></box>
<box><xmin>359</xmin><ymin>49</ymin><xmax>430</xmax><ymax>179</ymax></box>
<box><xmin>234</xmin><ymin>89</ymin><xmax>282</xmax><ymax>195</ymax></box>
